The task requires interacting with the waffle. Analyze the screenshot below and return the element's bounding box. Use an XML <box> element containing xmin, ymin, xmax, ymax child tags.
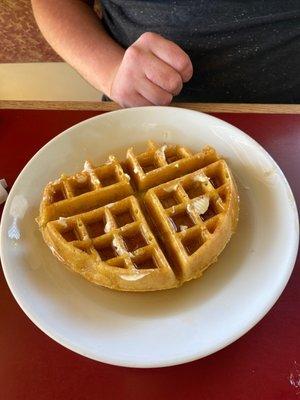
<box><xmin>38</xmin><ymin>141</ymin><xmax>239</xmax><ymax>291</ymax></box>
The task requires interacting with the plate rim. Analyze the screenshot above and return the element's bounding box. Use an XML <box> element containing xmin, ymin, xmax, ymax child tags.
<box><xmin>1</xmin><ymin>106</ymin><xmax>299</xmax><ymax>368</ymax></box>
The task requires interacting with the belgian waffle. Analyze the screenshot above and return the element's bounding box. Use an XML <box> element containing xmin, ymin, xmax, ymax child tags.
<box><xmin>38</xmin><ymin>141</ymin><xmax>239</xmax><ymax>291</ymax></box>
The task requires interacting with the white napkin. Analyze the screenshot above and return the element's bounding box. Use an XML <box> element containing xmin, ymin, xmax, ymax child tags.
<box><xmin>0</xmin><ymin>179</ymin><xmax>8</xmax><ymax>205</ymax></box>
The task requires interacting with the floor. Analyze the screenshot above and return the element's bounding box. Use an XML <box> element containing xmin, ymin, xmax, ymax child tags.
<box><xmin>0</xmin><ymin>0</ymin><xmax>60</xmax><ymax>63</ymax></box>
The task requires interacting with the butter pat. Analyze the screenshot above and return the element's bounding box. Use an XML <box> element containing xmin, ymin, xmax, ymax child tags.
<box><xmin>193</xmin><ymin>195</ymin><xmax>210</xmax><ymax>215</ymax></box>
<box><xmin>187</xmin><ymin>195</ymin><xmax>210</xmax><ymax>216</ymax></box>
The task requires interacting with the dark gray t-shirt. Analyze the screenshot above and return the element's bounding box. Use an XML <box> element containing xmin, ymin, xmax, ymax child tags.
<box><xmin>100</xmin><ymin>0</ymin><xmax>300</xmax><ymax>103</ymax></box>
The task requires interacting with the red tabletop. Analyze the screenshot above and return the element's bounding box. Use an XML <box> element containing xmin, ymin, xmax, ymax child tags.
<box><xmin>0</xmin><ymin>109</ymin><xmax>299</xmax><ymax>400</ymax></box>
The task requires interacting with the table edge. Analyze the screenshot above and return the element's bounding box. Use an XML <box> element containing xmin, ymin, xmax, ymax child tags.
<box><xmin>0</xmin><ymin>100</ymin><xmax>300</xmax><ymax>114</ymax></box>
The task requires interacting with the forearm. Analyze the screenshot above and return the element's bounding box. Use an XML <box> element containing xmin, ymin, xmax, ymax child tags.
<box><xmin>31</xmin><ymin>0</ymin><xmax>124</xmax><ymax>95</ymax></box>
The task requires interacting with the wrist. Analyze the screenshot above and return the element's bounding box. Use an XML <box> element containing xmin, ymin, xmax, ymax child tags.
<box><xmin>92</xmin><ymin>48</ymin><xmax>124</xmax><ymax>97</ymax></box>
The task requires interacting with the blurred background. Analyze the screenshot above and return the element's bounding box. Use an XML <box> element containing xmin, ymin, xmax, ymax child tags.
<box><xmin>0</xmin><ymin>0</ymin><xmax>101</xmax><ymax>101</ymax></box>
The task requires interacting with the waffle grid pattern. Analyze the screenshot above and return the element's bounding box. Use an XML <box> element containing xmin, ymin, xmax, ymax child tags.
<box><xmin>46</xmin><ymin>159</ymin><xmax>129</xmax><ymax>204</ymax></box>
<box><xmin>126</xmin><ymin>141</ymin><xmax>222</xmax><ymax>192</ymax></box>
<box><xmin>49</xmin><ymin>196</ymin><xmax>166</xmax><ymax>271</ymax></box>
<box><xmin>39</xmin><ymin>141</ymin><xmax>238</xmax><ymax>290</ymax></box>
<box><xmin>40</xmin><ymin>159</ymin><xmax>133</xmax><ymax>225</ymax></box>
<box><xmin>147</xmin><ymin>161</ymin><xmax>228</xmax><ymax>258</ymax></box>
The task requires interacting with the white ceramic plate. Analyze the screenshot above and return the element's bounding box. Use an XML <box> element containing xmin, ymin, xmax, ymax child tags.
<box><xmin>1</xmin><ymin>107</ymin><xmax>298</xmax><ymax>368</ymax></box>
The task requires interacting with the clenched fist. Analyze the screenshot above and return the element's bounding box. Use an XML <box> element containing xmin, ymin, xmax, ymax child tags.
<box><xmin>109</xmin><ymin>32</ymin><xmax>193</xmax><ymax>107</ymax></box>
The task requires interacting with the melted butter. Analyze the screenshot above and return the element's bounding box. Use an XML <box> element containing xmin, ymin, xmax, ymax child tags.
<box><xmin>194</xmin><ymin>173</ymin><xmax>208</xmax><ymax>183</ymax></box>
<box><xmin>49</xmin><ymin>245</ymin><xmax>65</xmax><ymax>262</ymax></box>
<box><xmin>83</xmin><ymin>161</ymin><xmax>93</xmax><ymax>173</ymax></box>
<box><xmin>164</xmin><ymin>183</ymin><xmax>179</xmax><ymax>193</ymax></box>
<box><xmin>58</xmin><ymin>217</ymin><xmax>68</xmax><ymax>228</ymax></box>
<box><xmin>108</xmin><ymin>155</ymin><xmax>116</xmax><ymax>163</ymax></box>
<box><xmin>112</xmin><ymin>236</ymin><xmax>133</xmax><ymax>257</ymax></box>
<box><xmin>104</xmin><ymin>211</ymin><xmax>114</xmax><ymax>233</ymax></box>
<box><xmin>168</xmin><ymin>217</ymin><xmax>177</xmax><ymax>232</ymax></box>
<box><xmin>155</xmin><ymin>144</ymin><xmax>167</xmax><ymax>162</ymax></box>
<box><xmin>76</xmin><ymin>174</ymin><xmax>87</xmax><ymax>184</ymax></box>
<box><xmin>120</xmin><ymin>272</ymin><xmax>150</xmax><ymax>281</ymax></box>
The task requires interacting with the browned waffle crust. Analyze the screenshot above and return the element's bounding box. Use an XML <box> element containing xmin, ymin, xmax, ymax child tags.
<box><xmin>38</xmin><ymin>141</ymin><xmax>239</xmax><ymax>291</ymax></box>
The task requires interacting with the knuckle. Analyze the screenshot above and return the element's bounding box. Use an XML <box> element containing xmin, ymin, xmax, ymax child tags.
<box><xmin>124</xmin><ymin>45</ymin><xmax>140</xmax><ymax>62</ymax></box>
<box><xmin>176</xmin><ymin>55</ymin><xmax>191</xmax><ymax>73</ymax></box>
<box><xmin>139</xmin><ymin>31</ymin><xmax>158</xmax><ymax>44</ymax></box>
<box><xmin>165</xmin><ymin>74</ymin><xmax>182</xmax><ymax>93</ymax></box>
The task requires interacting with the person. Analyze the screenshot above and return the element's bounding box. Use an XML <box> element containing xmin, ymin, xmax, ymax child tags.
<box><xmin>31</xmin><ymin>0</ymin><xmax>299</xmax><ymax>107</ymax></box>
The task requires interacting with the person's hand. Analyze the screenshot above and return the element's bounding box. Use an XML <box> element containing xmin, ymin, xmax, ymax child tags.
<box><xmin>109</xmin><ymin>32</ymin><xmax>193</xmax><ymax>107</ymax></box>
